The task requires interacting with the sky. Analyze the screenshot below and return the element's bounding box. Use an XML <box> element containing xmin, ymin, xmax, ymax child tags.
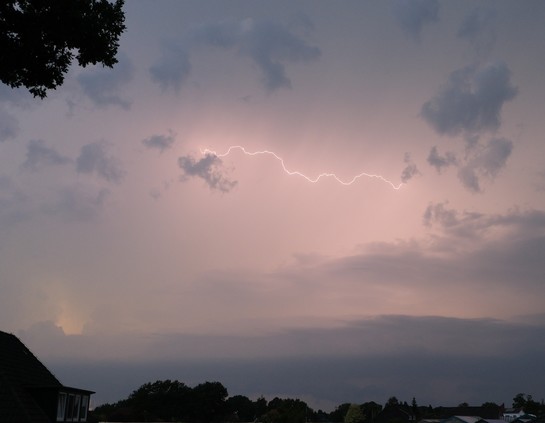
<box><xmin>1</xmin><ymin>0</ymin><xmax>545</xmax><ymax>411</ymax></box>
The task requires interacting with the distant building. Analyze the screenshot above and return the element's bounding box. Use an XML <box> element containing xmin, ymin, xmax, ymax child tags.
<box><xmin>435</xmin><ymin>406</ymin><xmax>504</xmax><ymax>421</ymax></box>
<box><xmin>374</xmin><ymin>404</ymin><xmax>417</xmax><ymax>423</ymax></box>
<box><xmin>441</xmin><ymin>416</ymin><xmax>488</xmax><ymax>423</ymax></box>
<box><xmin>0</xmin><ymin>330</ymin><xmax>94</xmax><ymax>422</ymax></box>
<box><xmin>503</xmin><ymin>409</ymin><xmax>528</xmax><ymax>422</ymax></box>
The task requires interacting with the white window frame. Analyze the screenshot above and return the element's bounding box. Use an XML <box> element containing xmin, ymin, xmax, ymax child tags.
<box><xmin>72</xmin><ymin>394</ymin><xmax>81</xmax><ymax>421</ymax></box>
<box><xmin>56</xmin><ymin>392</ymin><xmax>67</xmax><ymax>421</ymax></box>
<box><xmin>79</xmin><ymin>395</ymin><xmax>89</xmax><ymax>422</ymax></box>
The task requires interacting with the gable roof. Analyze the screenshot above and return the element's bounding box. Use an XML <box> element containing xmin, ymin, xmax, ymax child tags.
<box><xmin>0</xmin><ymin>331</ymin><xmax>62</xmax><ymax>389</ymax></box>
<box><xmin>0</xmin><ymin>330</ymin><xmax>64</xmax><ymax>422</ymax></box>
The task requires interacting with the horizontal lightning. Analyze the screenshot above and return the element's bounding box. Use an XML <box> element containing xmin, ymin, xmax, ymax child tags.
<box><xmin>201</xmin><ymin>145</ymin><xmax>404</xmax><ymax>190</ymax></box>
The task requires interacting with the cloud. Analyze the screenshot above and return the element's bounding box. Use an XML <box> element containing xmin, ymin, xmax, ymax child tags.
<box><xmin>76</xmin><ymin>142</ymin><xmax>125</xmax><ymax>183</ymax></box>
<box><xmin>42</xmin><ymin>186</ymin><xmax>110</xmax><ymax>222</ymax></box>
<box><xmin>0</xmin><ymin>175</ymin><xmax>30</xmax><ymax>226</ymax></box>
<box><xmin>422</xmin><ymin>202</ymin><xmax>545</xmax><ymax>244</ymax></box>
<box><xmin>0</xmin><ymin>108</ymin><xmax>19</xmax><ymax>142</ymax></box>
<box><xmin>392</xmin><ymin>0</ymin><xmax>439</xmax><ymax>41</ymax></box>
<box><xmin>21</xmin><ymin>140</ymin><xmax>72</xmax><ymax>171</ymax></box>
<box><xmin>400</xmin><ymin>153</ymin><xmax>420</xmax><ymax>183</ymax></box>
<box><xmin>422</xmin><ymin>202</ymin><xmax>487</xmax><ymax>240</ymax></box>
<box><xmin>150</xmin><ymin>43</ymin><xmax>192</xmax><ymax>93</ymax></box>
<box><xmin>457</xmin><ymin>137</ymin><xmax>513</xmax><ymax>192</ymax></box>
<box><xmin>427</xmin><ymin>146</ymin><xmax>458</xmax><ymax>173</ymax></box>
<box><xmin>457</xmin><ymin>7</ymin><xmax>496</xmax><ymax>56</ymax></box>
<box><xmin>150</xmin><ymin>17</ymin><xmax>321</xmax><ymax>92</ymax></box>
<box><xmin>142</xmin><ymin>131</ymin><xmax>176</xmax><ymax>152</ymax></box>
<box><xmin>77</xmin><ymin>53</ymin><xmax>134</xmax><ymax>109</ymax></box>
<box><xmin>20</xmin><ymin>315</ymin><xmax>545</xmax><ymax>408</ymax></box>
<box><xmin>421</xmin><ymin>61</ymin><xmax>517</xmax><ymax>136</ymax></box>
<box><xmin>178</xmin><ymin>153</ymin><xmax>237</xmax><ymax>193</ymax></box>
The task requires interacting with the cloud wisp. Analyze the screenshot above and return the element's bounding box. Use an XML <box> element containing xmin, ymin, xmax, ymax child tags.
<box><xmin>178</xmin><ymin>153</ymin><xmax>237</xmax><ymax>193</ymax></box>
<box><xmin>77</xmin><ymin>53</ymin><xmax>134</xmax><ymax>109</ymax></box>
<box><xmin>76</xmin><ymin>142</ymin><xmax>125</xmax><ymax>184</ymax></box>
<box><xmin>21</xmin><ymin>140</ymin><xmax>72</xmax><ymax>171</ymax></box>
<box><xmin>400</xmin><ymin>153</ymin><xmax>420</xmax><ymax>183</ymax></box>
<box><xmin>427</xmin><ymin>146</ymin><xmax>457</xmax><ymax>173</ymax></box>
<box><xmin>0</xmin><ymin>108</ymin><xmax>19</xmax><ymax>142</ymax></box>
<box><xmin>142</xmin><ymin>131</ymin><xmax>176</xmax><ymax>153</ymax></box>
<box><xmin>392</xmin><ymin>0</ymin><xmax>439</xmax><ymax>41</ymax></box>
<box><xmin>457</xmin><ymin>6</ymin><xmax>496</xmax><ymax>56</ymax></box>
<box><xmin>150</xmin><ymin>43</ymin><xmax>191</xmax><ymax>93</ymax></box>
<box><xmin>457</xmin><ymin>137</ymin><xmax>513</xmax><ymax>192</ymax></box>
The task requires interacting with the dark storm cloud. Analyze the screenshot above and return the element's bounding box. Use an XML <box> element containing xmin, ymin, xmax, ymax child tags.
<box><xmin>457</xmin><ymin>137</ymin><xmax>513</xmax><ymax>193</ymax></box>
<box><xmin>142</xmin><ymin>131</ymin><xmax>176</xmax><ymax>152</ymax></box>
<box><xmin>457</xmin><ymin>7</ymin><xmax>496</xmax><ymax>55</ymax></box>
<box><xmin>76</xmin><ymin>142</ymin><xmax>125</xmax><ymax>183</ymax></box>
<box><xmin>22</xmin><ymin>315</ymin><xmax>545</xmax><ymax>408</ymax></box>
<box><xmin>0</xmin><ymin>108</ymin><xmax>19</xmax><ymax>142</ymax></box>
<box><xmin>421</xmin><ymin>62</ymin><xmax>517</xmax><ymax>136</ymax></box>
<box><xmin>392</xmin><ymin>0</ymin><xmax>439</xmax><ymax>41</ymax></box>
<box><xmin>21</xmin><ymin>140</ymin><xmax>71</xmax><ymax>171</ymax></box>
<box><xmin>427</xmin><ymin>146</ymin><xmax>457</xmax><ymax>173</ymax></box>
<box><xmin>400</xmin><ymin>153</ymin><xmax>419</xmax><ymax>183</ymax></box>
<box><xmin>178</xmin><ymin>153</ymin><xmax>237</xmax><ymax>193</ymax></box>
<box><xmin>150</xmin><ymin>17</ymin><xmax>321</xmax><ymax>92</ymax></box>
<box><xmin>77</xmin><ymin>53</ymin><xmax>134</xmax><ymax>109</ymax></box>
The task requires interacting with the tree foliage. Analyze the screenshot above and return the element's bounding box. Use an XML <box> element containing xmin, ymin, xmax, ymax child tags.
<box><xmin>92</xmin><ymin>383</ymin><xmax>545</xmax><ymax>423</ymax></box>
<box><xmin>344</xmin><ymin>404</ymin><xmax>365</xmax><ymax>423</ymax></box>
<box><xmin>0</xmin><ymin>0</ymin><xmax>125</xmax><ymax>98</ymax></box>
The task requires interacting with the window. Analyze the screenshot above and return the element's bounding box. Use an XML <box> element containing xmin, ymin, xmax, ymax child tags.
<box><xmin>66</xmin><ymin>394</ymin><xmax>75</xmax><ymax>421</ymax></box>
<box><xmin>80</xmin><ymin>395</ymin><xmax>89</xmax><ymax>422</ymax></box>
<box><xmin>56</xmin><ymin>392</ymin><xmax>67</xmax><ymax>421</ymax></box>
<box><xmin>72</xmin><ymin>395</ymin><xmax>81</xmax><ymax>421</ymax></box>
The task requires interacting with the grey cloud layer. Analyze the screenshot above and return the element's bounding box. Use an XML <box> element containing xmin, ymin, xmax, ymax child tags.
<box><xmin>20</xmin><ymin>314</ymin><xmax>545</xmax><ymax>407</ymax></box>
<box><xmin>151</xmin><ymin>17</ymin><xmax>321</xmax><ymax>92</ymax></box>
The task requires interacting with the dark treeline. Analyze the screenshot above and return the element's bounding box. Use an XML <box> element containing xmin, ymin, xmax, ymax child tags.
<box><xmin>91</xmin><ymin>380</ymin><xmax>545</xmax><ymax>423</ymax></box>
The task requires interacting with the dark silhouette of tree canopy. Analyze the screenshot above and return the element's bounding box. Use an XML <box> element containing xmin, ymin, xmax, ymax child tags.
<box><xmin>0</xmin><ymin>0</ymin><xmax>125</xmax><ymax>98</ymax></box>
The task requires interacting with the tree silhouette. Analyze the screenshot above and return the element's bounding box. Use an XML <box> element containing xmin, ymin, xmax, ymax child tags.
<box><xmin>0</xmin><ymin>0</ymin><xmax>125</xmax><ymax>98</ymax></box>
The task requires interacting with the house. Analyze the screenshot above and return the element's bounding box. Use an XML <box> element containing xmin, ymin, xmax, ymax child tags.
<box><xmin>0</xmin><ymin>330</ymin><xmax>94</xmax><ymax>422</ymax></box>
<box><xmin>436</xmin><ymin>407</ymin><xmax>504</xmax><ymax>421</ymax></box>
<box><xmin>441</xmin><ymin>416</ymin><xmax>488</xmax><ymax>423</ymax></box>
<box><xmin>503</xmin><ymin>409</ymin><xmax>528</xmax><ymax>422</ymax></box>
<box><xmin>374</xmin><ymin>404</ymin><xmax>417</xmax><ymax>423</ymax></box>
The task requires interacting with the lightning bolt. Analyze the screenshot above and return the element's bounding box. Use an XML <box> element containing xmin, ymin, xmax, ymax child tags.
<box><xmin>201</xmin><ymin>145</ymin><xmax>404</xmax><ymax>190</ymax></box>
